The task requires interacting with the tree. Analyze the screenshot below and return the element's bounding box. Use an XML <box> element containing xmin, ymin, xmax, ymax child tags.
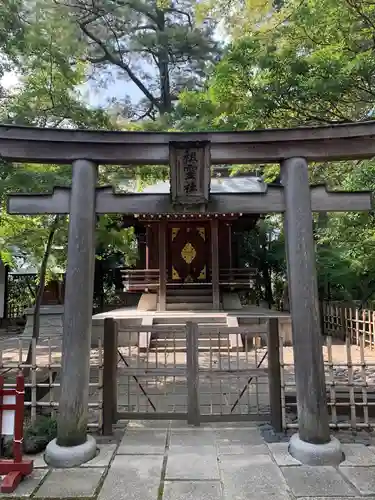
<box><xmin>177</xmin><ymin>0</ymin><xmax>375</xmax><ymax>305</ymax></box>
<box><xmin>44</xmin><ymin>0</ymin><xmax>220</xmax><ymax>118</ymax></box>
<box><xmin>236</xmin><ymin>217</ymin><xmax>286</xmax><ymax>307</ymax></box>
<box><xmin>177</xmin><ymin>0</ymin><xmax>375</xmax><ymax>130</ymax></box>
<box><xmin>202</xmin><ymin>0</ymin><xmax>375</xmax><ymax>128</ymax></box>
<box><xmin>22</xmin><ymin>215</ymin><xmax>64</xmax><ymax>379</ymax></box>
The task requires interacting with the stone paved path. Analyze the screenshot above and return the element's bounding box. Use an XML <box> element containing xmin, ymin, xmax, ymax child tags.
<box><xmin>5</xmin><ymin>421</ymin><xmax>375</xmax><ymax>499</ymax></box>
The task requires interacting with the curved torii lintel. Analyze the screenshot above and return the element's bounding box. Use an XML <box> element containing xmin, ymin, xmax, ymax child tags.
<box><xmin>1</xmin><ymin>121</ymin><xmax>375</xmax><ymax>164</ymax></box>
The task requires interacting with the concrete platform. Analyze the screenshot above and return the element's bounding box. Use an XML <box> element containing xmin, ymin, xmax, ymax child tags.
<box><xmin>5</xmin><ymin>424</ymin><xmax>375</xmax><ymax>499</ymax></box>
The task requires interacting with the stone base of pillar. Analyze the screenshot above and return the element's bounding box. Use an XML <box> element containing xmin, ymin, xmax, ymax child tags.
<box><xmin>44</xmin><ymin>435</ymin><xmax>97</xmax><ymax>468</ymax></box>
<box><xmin>288</xmin><ymin>433</ymin><xmax>343</xmax><ymax>466</ymax></box>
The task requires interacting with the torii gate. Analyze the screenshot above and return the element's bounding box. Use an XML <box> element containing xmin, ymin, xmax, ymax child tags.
<box><xmin>2</xmin><ymin>123</ymin><xmax>374</xmax><ymax>468</ymax></box>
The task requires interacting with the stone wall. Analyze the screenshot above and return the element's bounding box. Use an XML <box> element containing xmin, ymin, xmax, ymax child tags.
<box><xmin>23</xmin><ymin>305</ymin><xmax>64</xmax><ymax>337</ymax></box>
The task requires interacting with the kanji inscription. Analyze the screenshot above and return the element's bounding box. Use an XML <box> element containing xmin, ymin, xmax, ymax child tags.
<box><xmin>170</xmin><ymin>142</ymin><xmax>210</xmax><ymax>206</ymax></box>
<box><xmin>182</xmin><ymin>150</ymin><xmax>198</xmax><ymax>194</ymax></box>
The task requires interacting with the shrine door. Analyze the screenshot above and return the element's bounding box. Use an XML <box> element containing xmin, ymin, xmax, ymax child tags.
<box><xmin>168</xmin><ymin>223</ymin><xmax>210</xmax><ymax>283</ymax></box>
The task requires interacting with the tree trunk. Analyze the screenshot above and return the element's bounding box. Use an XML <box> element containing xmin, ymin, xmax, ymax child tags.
<box><xmin>259</xmin><ymin>225</ymin><xmax>273</xmax><ymax>307</ymax></box>
<box><xmin>159</xmin><ymin>59</ymin><xmax>171</xmax><ymax>113</ymax></box>
<box><xmin>316</xmin><ymin>212</ymin><xmax>328</xmax><ymax>334</ymax></box>
<box><xmin>282</xmin><ymin>282</ymin><xmax>290</xmax><ymax>311</ymax></box>
<box><xmin>157</xmin><ymin>10</ymin><xmax>172</xmax><ymax>114</ymax></box>
<box><xmin>262</xmin><ymin>264</ymin><xmax>273</xmax><ymax>307</ymax></box>
<box><xmin>23</xmin><ymin>215</ymin><xmax>63</xmax><ymax>378</ymax></box>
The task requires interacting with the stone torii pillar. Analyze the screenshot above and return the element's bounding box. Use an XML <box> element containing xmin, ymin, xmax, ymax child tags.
<box><xmin>46</xmin><ymin>160</ymin><xmax>98</xmax><ymax>467</ymax></box>
<box><xmin>281</xmin><ymin>157</ymin><xmax>342</xmax><ymax>465</ymax></box>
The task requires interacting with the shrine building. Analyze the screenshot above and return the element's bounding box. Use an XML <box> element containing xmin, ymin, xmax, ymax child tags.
<box><xmin>122</xmin><ymin>171</ymin><xmax>265</xmax><ymax>311</ymax></box>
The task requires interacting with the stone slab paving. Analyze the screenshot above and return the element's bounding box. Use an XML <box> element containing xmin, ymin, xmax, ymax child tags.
<box><xmin>267</xmin><ymin>442</ymin><xmax>302</xmax><ymax>466</ymax></box>
<box><xmin>35</xmin><ymin>468</ymin><xmax>106</xmax><ymax>498</ymax></box>
<box><xmin>220</xmin><ymin>453</ymin><xmax>291</xmax><ymax>500</ymax></box>
<box><xmin>168</xmin><ymin>428</ymin><xmax>217</xmax><ymax>455</ymax></box>
<box><xmin>281</xmin><ymin>466</ymin><xmax>357</xmax><ymax>497</ymax></box>
<box><xmin>215</xmin><ymin>427</ymin><xmax>269</xmax><ymax>455</ymax></box>
<box><xmin>163</xmin><ymin>481</ymin><xmax>222</xmax><ymax>500</ymax></box>
<box><xmin>82</xmin><ymin>444</ymin><xmax>118</xmax><ymax>468</ymax></box>
<box><xmin>98</xmin><ymin>455</ymin><xmax>163</xmax><ymax>500</ymax></box>
<box><xmin>339</xmin><ymin>467</ymin><xmax>375</xmax><ymax>496</ymax></box>
<box><xmin>340</xmin><ymin>444</ymin><xmax>375</xmax><ymax>466</ymax></box>
<box><xmin>117</xmin><ymin>429</ymin><xmax>167</xmax><ymax>455</ymax></box>
<box><xmin>6</xmin><ymin>424</ymin><xmax>375</xmax><ymax>498</ymax></box>
<box><xmin>166</xmin><ymin>451</ymin><xmax>220</xmax><ymax>480</ymax></box>
<box><xmin>0</xmin><ymin>471</ymin><xmax>48</xmax><ymax>498</ymax></box>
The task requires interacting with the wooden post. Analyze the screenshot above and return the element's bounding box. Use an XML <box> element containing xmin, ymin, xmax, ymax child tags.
<box><xmin>281</xmin><ymin>157</ymin><xmax>330</xmax><ymax>445</ymax></box>
<box><xmin>211</xmin><ymin>218</ymin><xmax>220</xmax><ymax>310</ymax></box>
<box><xmin>340</xmin><ymin>306</ymin><xmax>346</xmax><ymax>340</ymax></box>
<box><xmin>186</xmin><ymin>321</ymin><xmax>200</xmax><ymax>426</ymax></box>
<box><xmin>227</xmin><ymin>223</ymin><xmax>233</xmax><ymax>287</ymax></box>
<box><xmin>158</xmin><ymin>220</ymin><xmax>167</xmax><ymax>311</ymax></box>
<box><xmin>268</xmin><ymin>318</ymin><xmax>282</xmax><ymax>432</ymax></box>
<box><xmin>135</xmin><ymin>226</ymin><xmax>146</xmax><ymax>269</ymax></box>
<box><xmin>319</xmin><ymin>300</ymin><xmax>325</xmax><ymax>336</ymax></box>
<box><xmin>355</xmin><ymin>307</ymin><xmax>360</xmax><ymax>346</ymax></box>
<box><xmin>0</xmin><ymin>262</ymin><xmax>9</xmax><ymax>321</ymax></box>
<box><xmin>103</xmin><ymin>318</ymin><xmax>118</xmax><ymax>435</ymax></box>
<box><xmin>57</xmin><ymin>159</ymin><xmax>97</xmax><ymax>447</ymax></box>
<box><xmin>145</xmin><ymin>225</ymin><xmax>150</xmax><ymax>270</ymax></box>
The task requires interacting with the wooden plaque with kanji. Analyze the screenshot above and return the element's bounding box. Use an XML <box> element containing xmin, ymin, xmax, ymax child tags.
<box><xmin>169</xmin><ymin>142</ymin><xmax>211</xmax><ymax>206</ymax></box>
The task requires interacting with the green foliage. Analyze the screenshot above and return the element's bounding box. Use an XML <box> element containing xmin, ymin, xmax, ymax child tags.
<box><xmin>1</xmin><ymin>415</ymin><xmax>58</xmax><ymax>457</ymax></box>
<box><xmin>176</xmin><ymin>0</ymin><xmax>375</xmax><ymax>303</ymax></box>
<box><xmin>23</xmin><ymin>415</ymin><xmax>58</xmax><ymax>454</ymax></box>
<box><xmin>186</xmin><ymin>0</ymin><xmax>375</xmax><ymax>129</ymax></box>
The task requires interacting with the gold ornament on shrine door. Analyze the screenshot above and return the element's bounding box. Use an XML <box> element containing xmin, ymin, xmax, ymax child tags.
<box><xmin>181</xmin><ymin>242</ymin><xmax>196</xmax><ymax>264</ymax></box>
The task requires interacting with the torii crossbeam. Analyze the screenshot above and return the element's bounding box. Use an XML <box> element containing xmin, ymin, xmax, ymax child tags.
<box><xmin>7</xmin><ymin>184</ymin><xmax>372</xmax><ymax>215</ymax></box>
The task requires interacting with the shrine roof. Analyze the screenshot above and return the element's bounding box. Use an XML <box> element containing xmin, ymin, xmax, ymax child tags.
<box><xmin>139</xmin><ymin>176</ymin><xmax>267</xmax><ymax>194</ymax></box>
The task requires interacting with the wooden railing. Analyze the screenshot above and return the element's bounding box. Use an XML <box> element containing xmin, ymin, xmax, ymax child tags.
<box><xmin>121</xmin><ymin>269</ymin><xmax>159</xmax><ymax>292</ymax></box>
<box><xmin>219</xmin><ymin>268</ymin><xmax>258</xmax><ymax>288</ymax></box>
<box><xmin>121</xmin><ymin>267</ymin><xmax>258</xmax><ymax>292</ymax></box>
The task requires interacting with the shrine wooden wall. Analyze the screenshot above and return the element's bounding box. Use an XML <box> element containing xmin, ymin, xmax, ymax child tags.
<box><xmin>218</xmin><ymin>222</ymin><xmax>231</xmax><ymax>270</ymax></box>
<box><xmin>147</xmin><ymin>223</ymin><xmax>159</xmax><ymax>269</ymax></box>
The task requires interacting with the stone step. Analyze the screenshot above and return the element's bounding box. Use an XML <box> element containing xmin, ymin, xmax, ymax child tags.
<box><xmin>167</xmin><ymin>295</ymin><xmax>213</xmax><ymax>304</ymax></box>
<box><xmin>167</xmin><ymin>288</ymin><xmax>212</xmax><ymax>297</ymax></box>
<box><xmin>151</xmin><ymin>326</ymin><xmax>235</xmax><ymax>339</ymax></box>
<box><xmin>165</xmin><ymin>303</ymin><xmax>214</xmax><ymax>311</ymax></box>
<box><xmin>152</xmin><ymin>316</ymin><xmax>227</xmax><ymax>325</ymax></box>
<box><xmin>0</xmin><ymin>327</ymin><xmax>23</xmax><ymax>337</ymax></box>
<box><xmin>152</xmin><ymin>337</ymin><xmax>230</xmax><ymax>346</ymax></box>
<box><xmin>152</xmin><ymin>338</ymin><xmax>231</xmax><ymax>347</ymax></box>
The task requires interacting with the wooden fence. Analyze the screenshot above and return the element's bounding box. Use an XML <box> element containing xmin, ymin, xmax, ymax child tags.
<box><xmin>4</xmin><ymin>303</ymin><xmax>375</xmax><ymax>434</ymax></box>
<box><xmin>278</xmin><ymin>302</ymin><xmax>375</xmax><ymax>430</ymax></box>
<box><xmin>323</xmin><ymin>302</ymin><xmax>375</xmax><ymax>348</ymax></box>
<box><xmin>101</xmin><ymin>317</ymin><xmax>282</xmax><ymax>434</ymax></box>
<box><xmin>0</xmin><ymin>335</ymin><xmax>103</xmax><ymax>430</ymax></box>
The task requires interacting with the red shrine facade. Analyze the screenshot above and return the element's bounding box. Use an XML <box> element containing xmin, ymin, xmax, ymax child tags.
<box><xmin>122</xmin><ymin>173</ymin><xmax>264</xmax><ymax>310</ymax></box>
